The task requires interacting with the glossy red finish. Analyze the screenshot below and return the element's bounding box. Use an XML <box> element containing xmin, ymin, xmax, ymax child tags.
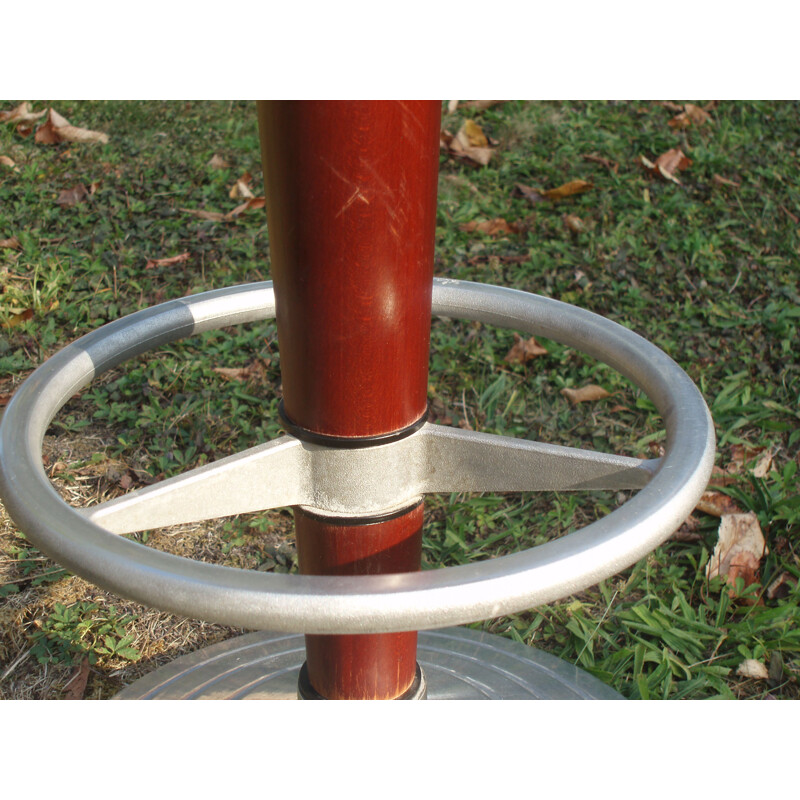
<box><xmin>257</xmin><ymin>101</ymin><xmax>440</xmax><ymax>699</ymax></box>
<box><xmin>257</xmin><ymin>100</ymin><xmax>441</xmax><ymax>438</ymax></box>
<box><xmin>296</xmin><ymin>505</ymin><xmax>424</xmax><ymax>700</ymax></box>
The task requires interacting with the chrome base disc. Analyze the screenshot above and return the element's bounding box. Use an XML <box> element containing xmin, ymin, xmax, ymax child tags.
<box><xmin>115</xmin><ymin>627</ymin><xmax>622</xmax><ymax>700</ymax></box>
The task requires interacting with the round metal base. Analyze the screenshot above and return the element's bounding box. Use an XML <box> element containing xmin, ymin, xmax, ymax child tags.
<box><xmin>115</xmin><ymin>627</ymin><xmax>622</xmax><ymax>700</ymax></box>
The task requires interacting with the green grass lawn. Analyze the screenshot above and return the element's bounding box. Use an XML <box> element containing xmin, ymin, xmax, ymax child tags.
<box><xmin>1</xmin><ymin>100</ymin><xmax>798</xmax><ymax>699</ymax></box>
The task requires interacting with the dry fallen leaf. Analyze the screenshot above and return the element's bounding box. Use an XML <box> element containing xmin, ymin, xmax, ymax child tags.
<box><xmin>35</xmin><ymin>108</ymin><xmax>109</xmax><ymax>145</ymax></box>
<box><xmin>182</xmin><ymin>196</ymin><xmax>266</xmax><ymax>223</ymax></box>
<box><xmin>515</xmin><ymin>183</ymin><xmax>545</xmax><ymax>204</ymax></box>
<box><xmin>641</xmin><ymin>148</ymin><xmax>692</xmax><ymax>185</ymax></box>
<box><xmin>445</xmin><ymin>120</ymin><xmax>495</xmax><ymax>166</ymax></box>
<box><xmin>706</xmin><ymin>511</ymin><xmax>766</xmax><ymax>595</ymax></box>
<box><xmin>208</xmin><ymin>153</ymin><xmax>230</xmax><ymax>169</ymax></box>
<box><xmin>735</xmin><ymin>446</ymin><xmax>773</xmax><ymax>478</ymax></box>
<box><xmin>229</xmin><ymin>172</ymin><xmax>254</xmax><ymax>199</ymax></box>
<box><xmin>713</xmin><ymin>174</ymin><xmax>741</xmax><ymax>189</ymax></box>
<box><xmin>0</xmin><ymin>236</ymin><xmax>22</xmax><ymax>250</ymax></box>
<box><xmin>504</xmin><ymin>333</ymin><xmax>548</xmax><ymax>364</ymax></box>
<box><xmin>145</xmin><ymin>252</ymin><xmax>191</xmax><ymax>269</ymax></box>
<box><xmin>447</xmin><ymin>101</ymin><xmax>460</xmax><ymax>114</ymax></box>
<box><xmin>63</xmin><ymin>657</ymin><xmax>90</xmax><ymax>700</ymax></box>
<box><xmin>56</xmin><ymin>184</ymin><xmax>89</xmax><ymax>207</ymax></box>
<box><xmin>767</xmin><ymin>571</ymin><xmax>795</xmax><ymax>601</ymax></box>
<box><xmin>563</xmin><ymin>214</ymin><xmax>585</xmax><ymax>234</ymax></box>
<box><xmin>670</xmin><ymin>514</ymin><xmax>703</xmax><ymax>542</ymax></box>
<box><xmin>2</xmin><ymin>308</ymin><xmax>34</xmax><ymax>329</ymax></box>
<box><xmin>227</xmin><ymin>196</ymin><xmax>266</xmax><ymax>218</ymax></box>
<box><xmin>669</xmin><ymin>103</ymin><xmax>713</xmax><ymax>130</ymax></box>
<box><xmin>0</xmin><ymin>155</ymin><xmax>19</xmax><ymax>171</ymax></box>
<box><xmin>0</xmin><ymin>102</ymin><xmax>47</xmax><ymax>125</ymax></box>
<box><xmin>695</xmin><ymin>490</ymin><xmax>743</xmax><ymax>517</ymax></box>
<box><xmin>736</xmin><ymin>659</ymin><xmax>769</xmax><ymax>681</ymax></box>
<box><xmin>213</xmin><ymin>361</ymin><xmax>266</xmax><ymax>382</ymax></box>
<box><xmin>181</xmin><ymin>208</ymin><xmax>229</xmax><ymax>222</ymax></box>
<box><xmin>543</xmin><ymin>180</ymin><xmax>593</xmax><ymax>201</ymax></box>
<box><xmin>560</xmin><ymin>384</ymin><xmax>610</xmax><ymax>404</ymax></box>
<box><xmin>460</xmin><ymin>218</ymin><xmax>519</xmax><ymax>237</ymax></box>
<box><xmin>582</xmin><ymin>153</ymin><xmax>619</xmax><ymax>174</ymax></box>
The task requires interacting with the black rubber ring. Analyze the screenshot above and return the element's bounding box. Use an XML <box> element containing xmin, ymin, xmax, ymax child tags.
<box><xmin>297</xmin><ymin>662</ymin><xmax>427</xmax><ymax>700</ymax></box>
<box><xmin>278</xmin><ymin>400</ymin><xmax>429</xmax><ymax>449</ymax></box>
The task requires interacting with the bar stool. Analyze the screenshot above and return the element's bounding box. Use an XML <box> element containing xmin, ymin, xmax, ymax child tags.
<box><xmin>0</xmin><ymin>102</ymin><xmax>714</xmax><ymax>699</ymax></box>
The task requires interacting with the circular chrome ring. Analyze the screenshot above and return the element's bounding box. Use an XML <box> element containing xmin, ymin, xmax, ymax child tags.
<box><xmin>0</xmin><ymin>279</ymin><xmax>715</xmax><ymax>634</ymax></box>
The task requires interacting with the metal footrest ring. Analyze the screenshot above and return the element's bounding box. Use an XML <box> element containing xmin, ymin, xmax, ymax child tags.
<box><xmin>0</xmin><ymin>278</ymin><xmax>715</xmax><ymax>634</ymax></box>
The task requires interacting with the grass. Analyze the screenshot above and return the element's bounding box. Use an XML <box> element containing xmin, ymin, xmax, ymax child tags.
<box><xmin>1</xmin><ymin>100</ymin><xmax>798</xmax><ymax>699</ymax></box>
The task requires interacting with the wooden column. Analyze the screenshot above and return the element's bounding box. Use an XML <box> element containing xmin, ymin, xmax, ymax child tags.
<box><xmin>257</xmin><ymin>100</ymin><xmax>441</xmax><ymax>699</ymax></box>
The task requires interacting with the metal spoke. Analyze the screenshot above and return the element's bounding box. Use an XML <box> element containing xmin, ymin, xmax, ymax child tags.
<box><xmin>422</xmin><ymin>425</ymin><xmax>659</xmax><ymax>494</ymax></box>
<box><xmin>84</xmin><ymin>423</ymin><xmax>658</xmax><ymax>534</ymax></box>
<box><xmin>83</xmin><ymin>436</ymin><xmax>305</xmax><ymax>534</ymax></box>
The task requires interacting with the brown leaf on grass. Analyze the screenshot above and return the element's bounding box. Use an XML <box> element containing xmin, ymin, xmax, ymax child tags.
<box><xmin>728</xmin><ymin>444</ymin><xmax>773</xmax><ymax>478</ymax></box>
<box><xmin>706</xmin><ymin>511</ymin><xmax>766</xmax><ymax>596</ymax></box>
<box><xmin>767</xmin><ymin>571</ymin><xmax>796</xmax><ymax>601</ymax></box>
<box><xmin>695</xmin><ymin>490</ymin><xmax>743</xmax><ymax>517</ymax></box>
<box><xmin>504</xmin><ymin>333</ymin><xmax>548</xmax><ymax>364</ymax></box>
<box><xmin>0</xmin><ymin>393</ymin><xmax>12</xmax><ymax>407</ymax></box>
<box><xmin>659</xmin><ymin>101</ymin><xmax>685</xmax><ymax>113</ymax></box>
<box><xmin>227</xmin><ymin>196</ymin><xmax>266</xmax><ymax>218</ymax></box>
<box><xmin>668</xmin><ymin>103</ymin><xmax>713</xmax><ymax>130</ymax></box>
<box><xmin>713</xmin><ymin>174</ymin><xmax>741</xmax><ymax>189</ymax></box>
<box><xmin>2</xmin><ymin>308</ymin><xmax>34</xmax><ymax>329</ymax></box>
<box><xmin>582</xmin><ymin>153</ymin><xmax>619</xmax><ymax>174</ymax></box>
<box><xmin>0</xmin><ymin>236</ymin><xmax>22</xmax><ymax>249</ymax></box>
<box><xmin>213</xmin><ymin>366</ymin><xmax>256</xmax><ymax>380</ymax></box>
<box><xmin>35</xmin><ymin>109</ymin><xmax>109</xmax><ymax>145</ymax></box>
<box><xmin>515</xmin><ymin>183</ymin><xmax>545</xmax><ymax>204</ymax></box>
<box><xmin>145</xmin><ymin>252</ymin><xmax>191</xmax><ymax>269</ymax></box>
<box><xmin>0</xmin><ymin>155</ymin><xmax>19</xmax><ymax>171</ymax></box>
<box><xmin>0</xmin><ymin>102</ymin><xmax>47</xmax><ymax>125</ymax></box>
<box><xmin>444</xmin><ymin>120</ymin><xmax>495</xmax><ymax>166</ymax></box>
<box><xmin>208</xmin><ymin>153</ymin><xmax>230</xmax><ymax>169</ymax></box>
<box><xmin>543</xmin><ymin>179</ymin><xmax>593</xmax><ymax>201</ymax></box>
<box><xmin>447</xmin><ymin>101</ymin><xmax>460</xmax><ymax>114</ymax></box>
<box><xmin>213</xmin><ymin>360</ymin><xmax>266</xmax><ymax>382</ymax></box>
<box><xmin>63</xmin><ymin>657</ymin><xmax>90</xmax><ymax>700</ymax></box>
<box><xmin>181</xmin><ymin>196</ymin><xmax>266</xmax><ymax>223</ymax></box>
<box><xmin>736</xmin><ymin>659</ymin><xmax>769</xmax><ymax>680</ymax></box>
<box><xmin>228</xmin><ymin>172</ymin><xmax>254</xmax><ymax>199</ymax></box>
<box><xmin>180</xmin><ymin>207</ymin><xmax>229</xmax><ymax>222</ymax></box>
<box><xmin>670</xmin><ymin>514</ymin><xmax>703</xmax><ymax>542</ymax></box>
<box><xmin>708</xmin><ymin>465</ymin><xmax>737</xmax><ymax>487</ymax></box>
<box><xmin>560</xmin><ymin>384</ymin><xmax>610</xmax><ymax>404</ymax></box>
<box><xmin>56</xmin><ymin>184</ymin><xmax>89</xmax><ymax>207</ymax></box>
<box><xmin>460</xmin><ymin>218</ymin><xmax>519</xmax><ymax>237</ymax></box>
<box><xmin>640</xmin><ymin>148</ymin><xmax>692</xmax><ymax>184</ymax></box>
<box><xmin>563</xmin><ymin>214</ymin><xmax>585</xmax><ymax>234</ymax></box>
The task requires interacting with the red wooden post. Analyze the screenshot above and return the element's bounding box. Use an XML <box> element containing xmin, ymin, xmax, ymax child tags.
<box><xmin>257</xmin><ymin>100</ymin><xmax>441</xmax><ymax>699</ymax></box>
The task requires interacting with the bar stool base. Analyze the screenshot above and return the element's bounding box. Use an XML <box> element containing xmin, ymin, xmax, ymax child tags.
<box><xmin>115</xmin><ymin>627</ymin><xmax>622</xmax><ymax>700</ymax></box>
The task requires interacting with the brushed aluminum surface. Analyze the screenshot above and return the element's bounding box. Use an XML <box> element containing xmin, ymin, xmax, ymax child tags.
<box><xmin>0</xmin><ymin>279</ymin><xmax>715</xmax><ymax>633</ymax></box>
<box><xmin>115</xmin><ymin>627</ymin><xmax>622</xmax><ymax>700</ymax></box>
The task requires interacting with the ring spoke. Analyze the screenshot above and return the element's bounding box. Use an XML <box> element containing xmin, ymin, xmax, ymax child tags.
<box><xmin>422</xmin><ymin>424</ymin><xmax>659</xmax><ymax>493</ymax></box>
<box><xmin>83</xmin><ymin>436</ymin><xmax>306</xmax><ymax>534</ymax></box>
